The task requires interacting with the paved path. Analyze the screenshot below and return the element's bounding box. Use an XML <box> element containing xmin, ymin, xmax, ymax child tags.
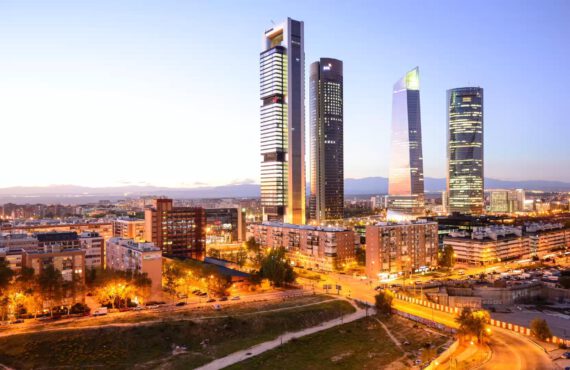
<box><xmin>194</xmin><ymin>300</ymin><xmax>368</xmax><ymax>370</ymax></box>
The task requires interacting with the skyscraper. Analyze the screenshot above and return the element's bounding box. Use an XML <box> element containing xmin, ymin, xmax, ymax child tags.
<box><xmin>260</xmin><ymin>17</ymin><xmax>306</xmax><ymax>224</ymax></box>
<box><xmin>309</xmin><ymin>58</ymin><xmax>344</xmax><ymax>223</ymax></box>
<box><xmin>447</xmin><ymin>87</ymin><xmax>484</xmax><ymax>214</ymax></box>
<box><xmin>387</xmin><ymin>67</ymin><xmax>425</xmax><ymax>220</ymax></box>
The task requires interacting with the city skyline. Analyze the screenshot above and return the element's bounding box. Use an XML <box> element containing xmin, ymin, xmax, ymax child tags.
<box><xmin>0</xmin><ymin>1</ymin><xmax>569</xmax><ymax>188</ymax></box>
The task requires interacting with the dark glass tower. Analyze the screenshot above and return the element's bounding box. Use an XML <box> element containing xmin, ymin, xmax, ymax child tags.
<box><xmin>260</xmin><ymin>18</ymin><xmax>306</xmax><ymax>224</ymax></box>
<box><xmin>387</xmin><ymin>67</ymin><xmax>425</xmax><ymax>220</ymax></box>
<box><xmin>309</xmin><ymin>58</ymin><xmax>344</xmax><ymax>223</ymax></box>
<box><xmin>447</xmin><ymin>87</ymin><xmax>484</xmax><ymax>214</ymax></box>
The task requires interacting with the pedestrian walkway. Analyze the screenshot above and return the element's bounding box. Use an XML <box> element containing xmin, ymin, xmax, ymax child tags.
<box><xmin>195</xmin><ymin>300</ymin><xmax>369</xmax><ymax>370</ymax></box>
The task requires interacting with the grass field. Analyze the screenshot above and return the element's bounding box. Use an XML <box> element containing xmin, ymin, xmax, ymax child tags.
<box><xmin>226</xmin><ymin>315</ymin><xmax>451</xmax><ymax>370</ymax></box>
<box><xmin>0</xmin><ymin>297</ymin><xmax>354</xmax><ymax>369</ymax></box>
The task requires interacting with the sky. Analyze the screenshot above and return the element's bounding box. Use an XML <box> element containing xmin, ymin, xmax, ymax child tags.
<box><xmin>0</xmin><ymin>0</ymin><xmax>569</xmax><ymax>188</ymax></box>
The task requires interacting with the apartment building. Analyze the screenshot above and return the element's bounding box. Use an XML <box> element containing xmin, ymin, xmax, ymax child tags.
<box><xmin>247</xmin><ymin>222</ymin><xmax>355</xmax><ymax>272</ymax></box>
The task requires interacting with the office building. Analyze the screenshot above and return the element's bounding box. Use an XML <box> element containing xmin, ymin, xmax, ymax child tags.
<box><xmin>247</xmin><ymin>222</ymin><xmax>355</xmax><ymax>272</ymax></box>
<box><xmin>260</xmin><ymin>17</ymin><xmax>306</xmax><ymax>224</ymax></box>
<box><xmin>309</xmin><ymin>58</ymin><xmax>344</xmax><ymax>223</ymax></box>
<box><xmin>106</xmin><ymin>237</ymin><xmax>162</xmax><ymax>295</ymax></box>
<box><xmin>444</xmin><ymin>226</ymin><xmax>529</xmax><ymax>264</ymax></box>
<box><xmin>144</xmin><ymin>198</ymin><xmax>206</xmax><ymax>259</ymax></box>
<box><xmin>447</xmin><ymin>87</ymin><xmax>484</xmax><ymax>215</ymax></box>
<box><xmin>365</xmin><ymin>221</ymin><xmax>438</xmax><ymax>278</ymax></box>
<box><xmin>387</xmin><ymin>67</ymin><xmax>425</xmax><ymax>220</ymax></box>
<box><xmin>489</xmin><ymin>190</ymin><xmax>526</xmax><ymax>213</ymax></box>
<box><xmin>205</xmin><ymin>208</ymin><xmax>246</xmax><ymax>244</ymax></box>
<box><xmin>113</xmin><ymin>218</ymin><xmax>146</xmax><ymax>242</ymax></box>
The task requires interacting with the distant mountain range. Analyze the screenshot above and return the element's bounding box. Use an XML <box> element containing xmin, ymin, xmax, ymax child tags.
<box><xmin>0</xmin><ymin>177</ymin><xmax>568</xmax><ymax>204</ymax></box>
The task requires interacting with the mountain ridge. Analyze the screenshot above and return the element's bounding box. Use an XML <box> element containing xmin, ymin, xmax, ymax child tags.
<box><xmin>0</xmin><ymin>177</ymin><xmax>568</xmax><ymax>203</ymax></box>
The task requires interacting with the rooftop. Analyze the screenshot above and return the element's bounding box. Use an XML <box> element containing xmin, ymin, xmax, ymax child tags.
<box><xmin>260</xmin><ymin>222</ymin><xmax>349</xmax><ymax>232</ymax></box>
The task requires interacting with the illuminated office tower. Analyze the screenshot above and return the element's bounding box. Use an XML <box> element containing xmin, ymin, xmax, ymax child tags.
<box><xmin>309</xmin><ymin>58</ymin><xmax>344</xmax><ymax>223</ymax></box>
<box><xmin>260</xmin><ymin>17</ymin><xmax>306</xmax><ymax>224</ymax></box>
<box><xmin>447</xmin><ymin>87</ymin><xmax>484</xmax><ymax>214</ymax></box>
<box><xmin>387</xmin><ymin>67</ymin><xmax>425</xmax><ymax>220</ymax></box>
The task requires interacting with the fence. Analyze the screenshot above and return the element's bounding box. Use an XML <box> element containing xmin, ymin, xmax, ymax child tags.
<box><xmin>394</xmin><ymin>292</ymin><xmax>570</xmax><ymax>348</ymax></box>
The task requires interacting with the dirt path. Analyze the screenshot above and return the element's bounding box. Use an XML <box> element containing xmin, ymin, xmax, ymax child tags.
<box><xmin>194</xmin><ymin>300</ymin><xmax>369</xmax><ymax>370</ymax></box>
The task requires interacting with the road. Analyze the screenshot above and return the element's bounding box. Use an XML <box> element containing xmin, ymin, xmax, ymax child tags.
<box><xmin>301</xmin><ymin>273</ymin><xmax>555</xmax><ymax>370</ymax></box>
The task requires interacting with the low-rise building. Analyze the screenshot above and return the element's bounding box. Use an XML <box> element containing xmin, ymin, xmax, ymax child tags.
<box><xmin>444</xmin><ymin>226</ymin><xmax>529</xmax><ymax>265</ymax></box>
<box><xmin>36</xmin><ymin>231</ymin><xmax>80</xmax><ymax>250</ymax></box>
<box><xmin>525</xmin><ymin>223</ymin><xmax>568</xmax><ymax>257</ymax></box>
<box><xmin>106</xmin><ymin>237</ymin><xmax>162</xmax><ymax>295</ymax></box>
<box><xmin>247</xmin><ymin>222</ymin><xmax>356</xmax><ymax>272</ymax></box>
<box><xmin>0</xmin><ymin>233</ymin><xmax>39</xmax><ymax>252</ymax></box>
<box><xmin>365</xmin><ymin>221</ymin><xmax>438</xmax><ymax>278</ymax></box>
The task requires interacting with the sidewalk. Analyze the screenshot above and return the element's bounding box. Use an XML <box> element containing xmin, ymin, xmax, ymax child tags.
<box><xmin>194</xmin><ymin>301</ymin><xmax>368</xmax><ymax>370</ymax></box>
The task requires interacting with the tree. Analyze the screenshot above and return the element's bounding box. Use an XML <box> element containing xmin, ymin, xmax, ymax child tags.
<box><xmin>440</xmin><ymin>245</ymin><xmax>456</xmax><ymax>268</ymax></box>
<box><xmin>374</xmin><ymin>291</ymin><xmax>394</xmax><ymax>316</ymax></box>
<box><xmin>559</xmin><ymin>276</ymin><xmax>570</xmax><ymax>289</ymax></box>
<box><xmin>0</xmin><ymin>260</ymin><xmax>14</xmax><ymax>292</ymax></box>
<box><xmin>206</xmin><ymin>271</ymin><xmax>232</xmax><ymax>298</ymax></box>
<box><xmin>259</xmin><ymin>247</ymin><xmax>296</xmax><ymax>287</ymax></box>
<box><xmin>421</xmin><ymin>346</ymin><xmax>437</xmax><ymax>364</ymax></box>
<box><xmin>38</xmin><ymin>265</ymin><xmax>64</xmax><ymax>316</ymax></box>
<box><xmin>530</xmin><ymin>318</ymin><xmax>552</xmax><ymax>341</ymax></box>
<box><xmin>455</xmin><ymin>308</ymin><xmax>490</xmax><ymax>344</ymax></box>
<box><xmin>163</xmin><ymin>263</ymin><xmax>183</xmax><ymax>294</ymax></box>
<box><xmin>234</xmin><ymin>249</ymin><xmax>248</xmax><ymax>268</ymax></box>
<box><xmin>245</xmin><ymin>237</ymin><xmax>260</xmax><ymax>254</ymax></box>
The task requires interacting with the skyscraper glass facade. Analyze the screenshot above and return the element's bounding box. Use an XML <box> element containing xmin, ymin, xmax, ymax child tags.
<box><xmin>309</xmin><ymin>58</ymin><xmax>344</xmax><ymax>223</ymax></box>
<box><xmin>387</xmin><ymin>67</ymin><xmax>425</xmax><ymax>220</ymax></box>
<box><xmin>447</xmin><ymin>87</ymin><xmax>484</xmax><ymax>214</ymax></box>
<box><xmin>260</xmin><ymin>18</ymin><xmax>305</xmax><ymax>224</ymax></box>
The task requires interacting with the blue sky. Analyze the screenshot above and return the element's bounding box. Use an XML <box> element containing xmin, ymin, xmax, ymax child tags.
<box><xmin>0</xmin><ymin>0</ymin><xmax>568</xmax><ymax>187</ymax></box>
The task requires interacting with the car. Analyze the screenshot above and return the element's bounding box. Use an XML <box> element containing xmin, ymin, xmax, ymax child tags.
<box><xmin>9</xmin><ymin>319</ymin><xmax>24</xmax><ymax>324</ymax></box>
<box><xmin>231</xmin><ymin>296</ymin><xmax>241</xmax><ymax>301</ymax></box>
<box><xmin>146</xmin><ymin>305</ymin><xmax>160</xmax><ymax>309</ymax></box>
<box><xmin>206</xmin><ymin>298</ymin><xmax>216</xmax><ymax>303</ymax></box>
<box><xmin>176</xmin><ymin>302</ymin><xmax>187</xmax><ymax>306</ymax></box>
<box><xmin>403</xmin><ymin>341</ymin><xmax>410</xmax><ymax>345</ymax></box>
<box><xmin>212</xmin><ymin>304</ymin><xmax>222</xmax><ymax>310</ymax></box>
<box><xmin>132</xmin><ymin>306</ymin><xmax>145</xmax><ymax>311</ymax></box>
<box><xmin>219</xmin><ymin>296</ymin><xmax>228</xmax><ymax>301</ymax></box>
<box><xmin>561</xmin><ymin>352</ymin><xmax>570</xmax><ymax>359</ymax></box>
<box><xmin>199</xmin><ymin>292</ymin><xmax>208</xmax><ymax>297</ymax></box>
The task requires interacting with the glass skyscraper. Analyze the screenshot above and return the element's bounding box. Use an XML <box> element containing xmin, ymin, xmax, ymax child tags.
<box><xmin>387</xmin><ymin>67</ymin><xmax>425</xmax><ymax>220</ymax></box>
<box><xmin>447</xmin><ymin>87</ymin><xmax>484</xmax><ymax>215</ymax></box>
<box><xmin>260</xmin><ymin>18</ymin><xmax>306</xmax><ymax>224</ymax></box>
<box><xmin>309</xmin><ymin>58</ymin><xmax>344</xmax><ymax>223</ymax></box>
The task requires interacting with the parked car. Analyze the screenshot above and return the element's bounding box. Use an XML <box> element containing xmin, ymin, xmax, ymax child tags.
<box><xmin>561</xmin><ymin>352</ymin><xmax>570</xmax><ymax>359</ymax></box>
<box><xmin>206</xmin><ymin>298</ymin><xmax>216</xmax><ymax>303</ymax></box>
<box><xmin>176</xmin><ymin>302</ymin><xmax>187</xmax><ymax>306</ymax></box>
<box><xmin>9</xmin><ymin>319</ymin><xmax>24</xmax><ymax>324</ymax></box>
<box><xmin>212</xmin><ymin>304</ymin><xmax>222</xmax><ymax>310</ymax></box>
<box><xmin>93</xmin><ymin>307</ymin><xmax>108</xmax><ymax>316</ymax></box>
<box><xmin>231</xmin><ymin>296</ymin><xmax>241</xmax><ymax>301</ymax></box>
<box><xmin>219</xmin><ymin>296</ymin><xmax>228</xmax><ymax>301</ymax></box>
